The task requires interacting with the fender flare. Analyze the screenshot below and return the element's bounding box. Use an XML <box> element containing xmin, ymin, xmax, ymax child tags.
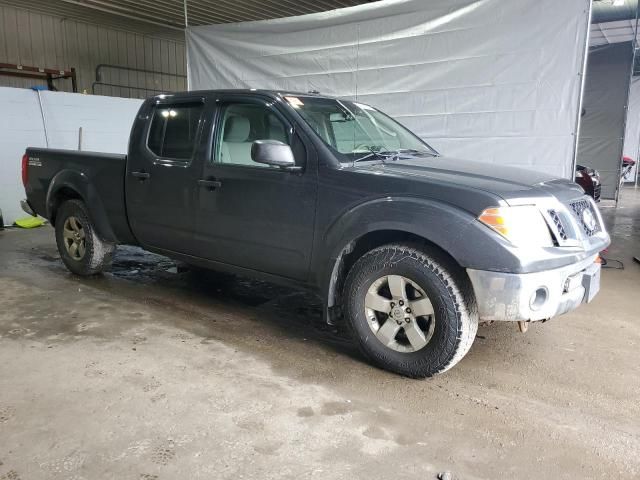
<box><xmin>318</xmin><ymin>196</ymin><xmax>518</xmax><ymax>314</ymax></box>
<box><xmin>46</xmin><ymin>169</ymin><xmax>117</xmax><ymax>243</ymax></box>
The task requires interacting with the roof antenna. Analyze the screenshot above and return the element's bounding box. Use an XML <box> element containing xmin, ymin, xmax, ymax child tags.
<box><xmin>308</xmin><ymin>90</ymin><xmax>320</xmax><ymax>94</ymax></box>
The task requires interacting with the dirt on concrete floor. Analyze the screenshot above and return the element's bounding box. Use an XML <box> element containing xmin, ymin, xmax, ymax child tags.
<box><xmin>0</xmin><ymin>189</ymin><xmax>639</xmax><ymax>480</ymax></box>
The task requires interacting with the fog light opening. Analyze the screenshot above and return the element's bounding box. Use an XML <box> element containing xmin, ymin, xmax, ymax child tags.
<box><xmin>530</xmin><ymin>287</ymin><xmax>548</xmax><ymax>311</ymax></box>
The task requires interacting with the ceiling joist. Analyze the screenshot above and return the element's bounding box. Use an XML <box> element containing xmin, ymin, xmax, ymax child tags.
<box><xmin>0</xmin><ymin>0</ymin><xmax>374</xmax><ymax>40</ymax></box>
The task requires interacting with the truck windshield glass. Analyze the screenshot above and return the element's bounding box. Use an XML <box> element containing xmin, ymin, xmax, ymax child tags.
<box><xmin>288</xmin><ymin>96</ymin><xmax>438</xmax><ymax>162</ymax></box>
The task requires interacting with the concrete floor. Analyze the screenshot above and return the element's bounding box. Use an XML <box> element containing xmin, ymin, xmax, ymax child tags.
<box><xmin>1</xmin><ymin>189</ymin><xmax>639</xmax><ymax>480</ymax></box>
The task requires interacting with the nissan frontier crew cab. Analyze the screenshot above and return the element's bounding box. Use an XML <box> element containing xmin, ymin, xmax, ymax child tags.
<box><xmin>21</xmin><ymin>90</ymin><xmax>610</xmax><ymax>377</ymax></box>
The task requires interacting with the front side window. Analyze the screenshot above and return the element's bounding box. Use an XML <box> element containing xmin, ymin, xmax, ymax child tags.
<box><xmin>287</xmin><ymin>96</ymin><xmax>438</xmax><ymax>162</ymax></box>
<box><xmin>147</xmin><ymin>102</ymin><xmax>204</xmax><ymax>160</ymax></box>
<box><xmin>215</xmin><ymin>103</ymin><xmax>291</xmax><ymax>167</ymax></box>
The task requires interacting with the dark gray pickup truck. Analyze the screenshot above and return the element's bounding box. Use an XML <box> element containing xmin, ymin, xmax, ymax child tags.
<box><xmin>21</xmin><ymin>90</ymin><xmax>610</xmax><ymax>377</ymax></box>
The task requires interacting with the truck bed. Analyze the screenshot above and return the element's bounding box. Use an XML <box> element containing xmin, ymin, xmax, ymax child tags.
<box><xmin>24</xmin><ymin>147</ymin><xmax>133</xmax><ymax>243</ymax></box>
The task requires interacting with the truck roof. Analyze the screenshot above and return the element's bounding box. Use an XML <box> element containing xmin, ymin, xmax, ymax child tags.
<box><xmin>151</xmin><ymin>89</ymin><xmax>337</xmax><ymax>102</ymax></box>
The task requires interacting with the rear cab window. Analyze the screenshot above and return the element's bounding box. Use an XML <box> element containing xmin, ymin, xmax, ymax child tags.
<box><xmin>147</xmin><ymin>102</ymin><xmax>204</xmax><ymax>161</ymax></box>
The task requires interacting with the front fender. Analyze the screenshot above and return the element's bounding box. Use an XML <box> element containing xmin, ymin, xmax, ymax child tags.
<box><xmin>46</xmin><ymin>169</ymin><xmax>117</xmax><ymax>243</ymax></box>
<box><xmin>317</xmin><ymin>196</ymin><xmax>524</xmax><ymax>295</ymax></box>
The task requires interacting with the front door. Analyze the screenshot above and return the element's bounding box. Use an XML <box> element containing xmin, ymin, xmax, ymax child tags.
<box><xmin>125</xmin><ymin>97</ymin><xmax>207</xmax><ymax>254</ymax></box>
<box><xmin>193</xmin><ymin>95</ymin><xmax>317</xmax><ymax>281</ymax></box>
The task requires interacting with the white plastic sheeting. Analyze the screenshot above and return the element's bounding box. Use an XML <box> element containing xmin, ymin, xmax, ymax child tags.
<box><xmin>187</xmin><ymin>0</ymin><xmax>591</xmax><ymax>178</ymax></box>
<box><xmin>0</xmin><ymin>87</ymin><xmax>47</xmax><ymax>226</ymax></box>
<box><xmin>38</xmin><ymin>91</ymin><xmax>143</xmax><ymax>153</ymax></box>
<box><xmin>577</xmin><ymin>43</ymin><xmax>634</xmax><ymax>200</ymax></box>
<box><xmin>0</xmin><ymin>87</ymin><xmax>142</xmax><ymax>225</ymax></box>
<box><xmin>622</xmin><ymin>76</ymin><xmax>640</xmax><ymax>184</ymax></box>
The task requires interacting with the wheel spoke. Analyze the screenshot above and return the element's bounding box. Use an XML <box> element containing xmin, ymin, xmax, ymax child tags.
<box><xmin>69</xmin><ymin>242</ymin><xmax>78</xmax><ymax>257</ymax></box>
<box><xmin>77</xmin><ymin>227</ymin><xmax>85</xmax><ymax>239</ymax></box>
<box><xmin>376</xmin><ymin>319</ymin><xmax>401</xmax><ymax>346</ymax></box>
<box><xmin>403</xmin><ymin>321</ymin><xmax>427</xmax><ymax>350</ymax></box>
<box><xmin>387</xmin><ymin>275</ymin><xmax>406</xmax><ymax>299</ymax></box>
<box><xmin>411</xmin><ymin>297</ymin><xmax>434</xmax><ymax>317</ymax></box>
<box><xmin>77</xmin><ymin>241</ymin><xmax>86</xmax><ymax>258</ymax></box>
<box><xmin>63</xmin><ymin>228</ymin><xmax>74</xmax><ymax>240</ymax></box>
<box><xmin>365</xmin><ymin>292</ymin><xmax>391</xmax><ymax>313</ymax></box>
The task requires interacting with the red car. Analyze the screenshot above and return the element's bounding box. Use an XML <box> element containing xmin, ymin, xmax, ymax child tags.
<box><xmin>575</xmin><ymin>164</ymin><xmax>601</xmax><ymax>202</ymax></box>
<box><xmin>575</xmin><ymin>157</ymin><xmax>636</xmax><ymax>201</ymax></box>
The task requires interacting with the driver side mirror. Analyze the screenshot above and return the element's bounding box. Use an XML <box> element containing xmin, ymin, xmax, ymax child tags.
<box><xmin>251</xmin><ymin>140</ymin><xmax>297</xmax><ymax>169</ymax></box>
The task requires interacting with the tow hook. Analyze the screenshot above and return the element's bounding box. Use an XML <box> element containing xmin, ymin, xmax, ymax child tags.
<box><xmin>517</xmin><ymin>321</ymin><xmax>529</xmax><ymax>333</ymax></box>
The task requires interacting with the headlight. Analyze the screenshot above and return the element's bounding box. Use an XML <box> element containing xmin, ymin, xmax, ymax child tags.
<box><xmin>478</xmin><ymin>206</ymin><xmax>553</xmax><ymax>248</ymax></box>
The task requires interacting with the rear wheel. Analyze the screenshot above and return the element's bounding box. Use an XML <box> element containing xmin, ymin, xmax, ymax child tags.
<box><xmin>55</xmin><ymin>199</ymin><xmax>114</xmax><ymax>276</ymax></box>
<box><xmin>343</xmin><ymin>244</ymin><xmax>478</xmax><ymax>377</ymax></box>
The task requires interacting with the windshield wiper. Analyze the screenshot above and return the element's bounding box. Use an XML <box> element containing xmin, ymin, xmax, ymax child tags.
<box><xmin>380</xmin><ymin>148</ymin><xmax>439</xmax><ymax>158</ymax></box>
<box><xmin>352</xmin><ymin>146</ymin><xmax>391</xmax><ymax>164</ymax></box>
<box><xmin>352</xmin><ymin>147</ymin><xmax>438</xmax><ymax>165</ymax></box>
<box><xmin>353</xmin><ymin>151</ymin><xmax>389</xmax><ymax>164</ymax></box>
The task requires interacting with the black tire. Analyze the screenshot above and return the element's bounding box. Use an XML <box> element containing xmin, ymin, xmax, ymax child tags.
<box><xmin>343</xmin><ymin>243</ymin><xmax>478</xmax><ymax>378</ymax></box>
<box><xmin>55</xmin><ymin>199</ymin><xmax>115</xmax><ymax>276</ymax></box>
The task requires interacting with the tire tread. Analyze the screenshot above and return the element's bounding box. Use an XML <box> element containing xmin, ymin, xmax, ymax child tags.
<box><xmin>344</xmin><ymin>243</ymin><xmax>478</xmax><ymax>377</ymax></box>
<box><xmin>55</xmin><ymin>199</ymin><xmax>114</xmax><ymax>276</ymax></box>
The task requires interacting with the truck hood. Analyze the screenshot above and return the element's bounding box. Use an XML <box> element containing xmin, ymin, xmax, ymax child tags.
<box><xmin>358</xmin><ymin>155</ymin><xmax>584</xmax><ymax>204</ymax></box>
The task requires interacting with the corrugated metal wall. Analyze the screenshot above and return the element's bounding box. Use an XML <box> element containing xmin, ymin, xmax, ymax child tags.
<box><xmin>0</xmin><ymin>4</ymin><xmax>186</xmax><ymax>98</ymax></box>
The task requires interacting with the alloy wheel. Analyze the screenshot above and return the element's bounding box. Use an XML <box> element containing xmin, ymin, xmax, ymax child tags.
<box><xmin>364</xmin><ymin>275</ymin><xmax>436</xmax><ymax>353</ymax></box>
<box><xmin>62</xmin><ymin>216</ymin><xmax>86</xmax><ymax>260</ymax></box>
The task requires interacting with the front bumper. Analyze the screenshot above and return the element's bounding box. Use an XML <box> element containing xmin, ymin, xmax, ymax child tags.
<box><xmin>21</xmin><ymin>199</ymin><xmax>36</xmax><ymax>217</ymax></box>
<box><xmin>467</xmin><ymin>254</ymin><xmax>600</xmax><ymax>322</ymax></box>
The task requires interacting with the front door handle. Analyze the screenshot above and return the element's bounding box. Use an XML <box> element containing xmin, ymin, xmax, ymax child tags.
<box><xmin>131</xmin><ymin>171</ymin><xmax>151</xmax><ymax>180</ymax></box>
<box><xmin>198</xmin><ymin>179</ymin><xmax>222</xmax><ymax>190</ymax></box>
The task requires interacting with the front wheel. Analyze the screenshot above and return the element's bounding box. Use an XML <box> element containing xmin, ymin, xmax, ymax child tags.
<box><xmin>55</xmin><ymin>199</ymin><xmax>115</xmax><ymax>276</ymax></box>
<box><xmin>343</xmin><ymin>244</ymin><xmax>478</xmax><ymax>377</ymax></box>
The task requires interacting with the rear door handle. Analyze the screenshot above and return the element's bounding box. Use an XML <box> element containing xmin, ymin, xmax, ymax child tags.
<box><xmin>198</xmin><ymin>179</ymin><xmax>222</xmax><ymax>190</ymax></box>
<box><xmin>131</xmin><ymin>171</ymin><xmax>151</xmax><ymax>180</ymax></box>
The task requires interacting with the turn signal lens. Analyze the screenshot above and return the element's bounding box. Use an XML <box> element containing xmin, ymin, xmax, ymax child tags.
<box><xmin>478</xmin><ymin>206</ymin><xmax>553</xmax><ymax>248</ymax></box>
<box><xmin>477</xmin><ymin>208</ymin><xmax>509</xmax><ymax>236</ymax></box>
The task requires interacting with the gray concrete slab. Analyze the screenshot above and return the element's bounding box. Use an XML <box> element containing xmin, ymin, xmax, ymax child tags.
<box><xmin>1</xmin><ymin>189</ymin><xmax>639</xmax><ymax>480</ymax></box>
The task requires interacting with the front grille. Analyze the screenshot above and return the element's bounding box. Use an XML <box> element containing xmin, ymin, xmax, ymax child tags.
<box><xmin>569</xmin><ymin>199</ymin><xmax>601</xmax><ymax>236</ymax></box>
<box><xmin>547</xmin><ymin>209</ymin><xmax>567</xmax><ymax>241</ymax></box>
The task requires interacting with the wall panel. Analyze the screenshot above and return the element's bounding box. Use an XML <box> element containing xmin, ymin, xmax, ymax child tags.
<box><xmin>0</xmin><ymin>86</ymin><xmax>143</xmax><ymax>225</ymax></box>
<box><xmin>0</xmin><ymin>4</ymin><xmax>186</xmax><ymax>98</ymax></box>
<box><xmin>577</xmin><ymin>43</ymin><xmax>634</xmax><ymax>199</ymax></box>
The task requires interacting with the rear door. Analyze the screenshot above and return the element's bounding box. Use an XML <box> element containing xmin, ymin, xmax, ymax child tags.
<box><xmin>125</xmin><ymin>97</ymin><xmax>208</xmax><ymax>253</ymax></box>
<box><xmin>193</xmin><ymin>94</ymin><xmax>317</xmax><ymax>281</ymax></box>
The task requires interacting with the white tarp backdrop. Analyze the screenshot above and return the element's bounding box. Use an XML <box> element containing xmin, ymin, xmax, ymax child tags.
<box><xmin>0</xmin><ymin>87</ymin><xmax>142</xmax><ymax>225</ymax></box>
<box><xmin>187</xmin><ymin>0</ymin><xmax>591</xmax><ymax>178</ymax></box>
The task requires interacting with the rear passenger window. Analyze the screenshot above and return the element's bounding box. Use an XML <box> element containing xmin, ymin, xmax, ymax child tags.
<box><xmin>147</xmin><ymin>103</ymin><xmax>204</xmax><ymax>160</ymax></box>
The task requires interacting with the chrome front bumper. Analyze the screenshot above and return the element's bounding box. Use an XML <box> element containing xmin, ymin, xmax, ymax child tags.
<box><xmin>467</xmin><ymin>254</ymin><xmax>601</xmax><ymax>322</ymax></box>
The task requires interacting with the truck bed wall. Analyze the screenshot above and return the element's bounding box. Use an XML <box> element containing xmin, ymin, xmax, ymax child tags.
<box><xmin>25</xmin><ymin>147</ymin><xmax>135</xmax><ymax>244</ymax></box>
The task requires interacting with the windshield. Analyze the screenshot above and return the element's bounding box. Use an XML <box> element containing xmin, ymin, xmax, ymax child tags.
<box><xmin>286</xmin><ymin>96</ymin><xmax>438</xmax><ymax>162</ymax></box>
